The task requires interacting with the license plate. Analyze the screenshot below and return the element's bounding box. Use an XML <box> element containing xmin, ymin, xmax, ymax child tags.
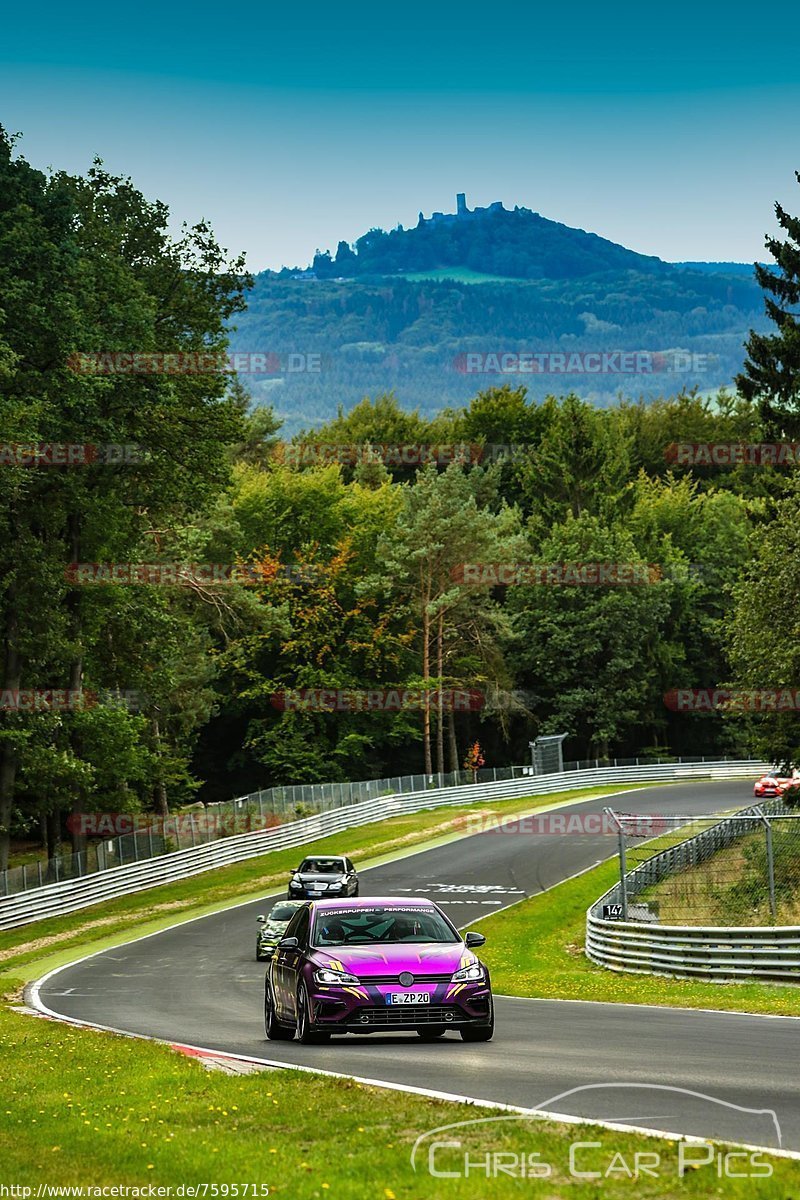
<box><xmin>308</xmin><ymin>891</ymin><xmax>322</xmax><ymax>897</ymax></box>
<box><xmin>387</xmin><ymin>992</ymin><xmax>430</xmax><ymax>1005</ymax></box>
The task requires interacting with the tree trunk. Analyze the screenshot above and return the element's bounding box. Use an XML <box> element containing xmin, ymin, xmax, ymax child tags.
<box><xmin>67</xmin><ymin>514</ymin><xmax>87</xmax><ymax>860</ymax></box>
<box><xmin>435</xmin><ymin>611</ymin><xmax>445</xmax><ymax>775</ymax></box>
<box><xmin>45</xmin><ymin>809</ymin><xmax>60</xmax><ymax>878</ymax></box>
<box><xmin>151</xmin><ymin>716</ymin><xmax>169</xmax><ymax>818</ymax></box>
<box><xmin>0</xmin><ymin>585</ymin><xmax>22</xmax><ymax>873</ymax></box>
<box><xmin>447</xmin><ymin>708</ymin><xmax>459</xmax><ymax>774</ymax></box>
<box><xmin>422</xmin><ymin>598</ymin><xmax>432</xmax><ymax>775</ymax></box>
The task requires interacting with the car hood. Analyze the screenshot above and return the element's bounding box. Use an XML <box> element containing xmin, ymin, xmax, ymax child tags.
<box><xmin>259</xmin><ymin>921</ymin><xmax>288</xmax><ymax>939</ymax></box>
<box><xmin>311</xmin><ymin>942</ymin><xmax>473</xmax><ymax>977</ymax></box>
<box><xmin>296</xmin><ymin>873</ymin><xmax>346</xmax><ymax>883</ymax></box>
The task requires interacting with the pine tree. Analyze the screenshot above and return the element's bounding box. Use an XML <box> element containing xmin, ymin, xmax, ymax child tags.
<box><xmin>737</xmin><ymin>172</ymin><xmax>800</xmax><ymax>435</ymax></box>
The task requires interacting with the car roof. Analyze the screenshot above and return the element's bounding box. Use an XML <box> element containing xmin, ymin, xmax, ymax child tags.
<box><xmin>310</xmin><ymin>897</ymin><xmax>439</xmax><ymax>911</ymax></box>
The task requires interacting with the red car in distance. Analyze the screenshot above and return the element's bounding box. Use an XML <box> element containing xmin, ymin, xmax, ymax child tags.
<box><xmin>754</xmin><ymin>770</ymin><xmax>800</xmax><ymax>799</ymax></box>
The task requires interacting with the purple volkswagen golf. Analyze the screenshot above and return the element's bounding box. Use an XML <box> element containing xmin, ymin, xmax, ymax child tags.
<box><xmin>264</xmin><ymin>897</ymin><xmax>494</xmax><ymax>1043</ymax></box>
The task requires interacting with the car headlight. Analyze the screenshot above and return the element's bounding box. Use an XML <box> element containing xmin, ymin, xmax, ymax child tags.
<box><xmin>452</xmin><ymin>962</ymin><xmax>484</xmax><ymax>983</ymax></box>
<box><xmin>289</xmin><ymin>879</ymin><xmax>302</xmax><ymax>888</ymax></box>
<box><xmin>314</xmin><ymin>968</ymin><xmax>360</xmax><ymax>985</ymax></box>
<box><xmin>327</xmin><ymin>881</ymin><xmax>343</xmax><ymax>890</ymax></box>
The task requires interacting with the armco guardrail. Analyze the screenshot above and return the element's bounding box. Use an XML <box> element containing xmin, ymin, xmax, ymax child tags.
<box><xmin>585</xmin><ymin>793</ymin><xmax>800</xmax><ymax>982</ymax></box>
<box><xmin>0</xmin><ymin>753</ymin><xmax>753</xmax><ymax>898</ymax></box>
<box><xmin>0</xmin><ymin>759</ymin><xmax>766</xmax><ymax>930</ymax></box>
<box><xmin>586</xmin><ymin>915</ymin><xmax>800</xmax><ymax>982</ymax></box>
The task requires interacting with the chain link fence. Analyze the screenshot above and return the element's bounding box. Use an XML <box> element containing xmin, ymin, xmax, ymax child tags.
<box><xmin>604</xmin><ymin>800</ymin><xmax>800</xmax><ymax>925</ymax></box>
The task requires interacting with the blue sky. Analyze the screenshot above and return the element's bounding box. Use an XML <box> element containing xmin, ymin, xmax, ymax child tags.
<box><xmin>2</xmin><ymin>0</ymin><xmax>800</xmax><ymax>271</ymax></box>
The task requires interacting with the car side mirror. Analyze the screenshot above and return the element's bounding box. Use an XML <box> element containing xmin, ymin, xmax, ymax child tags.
<box><xmin>464</xmin><ymin>931</ymin><xmax>486</xmax><ymax>948</ymax></box>
<box><xmin>256</xmin><ymin>915</ymin><xmax>266</xmax><ymax>924</ymax></box>
<box><xmin>279</xmin><ymin>936</ymin><xmax>300</xmax><ymax>950</ymax></box>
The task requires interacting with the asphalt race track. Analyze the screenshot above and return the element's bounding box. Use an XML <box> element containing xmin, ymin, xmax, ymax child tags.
<box><xmin>34</xmin><ymin>781</ymin><xmax>800</xmax><ymax>1152</ymax></box>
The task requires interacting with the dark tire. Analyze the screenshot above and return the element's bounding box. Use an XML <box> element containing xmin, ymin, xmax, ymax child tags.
<box><xmin>296</xmin><ymin>982</ymin><xmax>330</xmax><ymax>1044</ymax></box>
<box><xmin>256</xmin><ymin>942</ymin><xmax>268</xmax><ymax>962</ymax></box>
<box><xmin>264</xmin><ymin>983</ymin><xmax>293</xmax><ymax>1040</ymax></box>
<box><xmin>460</xmin><ymin>1000</ymin><xmax>494</xmax><ymax>1043</ymax></box>
<box><xmin>352</xmin><ymin>883</ymin><xmax>359</xmax><ymax>896</ymax></box>
<box><xmin>417</xmin><ymin>1025</ymin><xmax>447</xmax><ymax>1040</ymax></box>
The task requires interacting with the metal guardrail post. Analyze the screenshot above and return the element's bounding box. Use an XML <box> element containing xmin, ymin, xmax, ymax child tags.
<box><xmin>604</xmin><ymin>807</ymin><xmax>628</xmax><ymax>918</ymax></box>
<box><xmin>758</xmin><ymin>808</ymin><xmax>777</xmax><ymax>922</ymax></box>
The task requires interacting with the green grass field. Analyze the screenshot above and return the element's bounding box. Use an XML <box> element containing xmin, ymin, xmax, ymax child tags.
<box><xmin>1</xmin><ymin>1000</ymin><xmax>797</xmax><ymax>1196</ymax></box>
<box><xmin>398</xmin><ymin>267</ymin><xmax>519</xmax><ymax>284</ymax></box>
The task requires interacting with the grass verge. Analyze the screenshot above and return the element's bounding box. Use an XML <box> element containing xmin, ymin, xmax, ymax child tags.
<box><xmin>639</xmin><ymin>830</ymin><xmax>800</xmax><ymax>926</ymax></box>
<box><xmin>478</xmin><ymin>857</ymin><xmax>800</xmax><ymax>1015</ymax></box>
<box><xmin>0</xmin><ymin>1002</ymin><xmax>797</xmax><ymax>1196</ymax></box>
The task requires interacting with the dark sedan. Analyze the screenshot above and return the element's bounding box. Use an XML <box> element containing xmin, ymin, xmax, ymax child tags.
<box><xmin>287</xmin><ymin>855</ymin><xmax>358</xmax><ymax>900</ymax></box>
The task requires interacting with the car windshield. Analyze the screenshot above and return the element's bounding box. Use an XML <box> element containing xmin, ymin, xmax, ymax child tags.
<box><xmin>300</xmin><ymin>859</ymin><xmax>344</xmax><ymax>874</ymax></box>
<box><xmin>312</xmin><ymin>907</ymin><xmax>460</xmax><ymax>946</ymax></box>
<box><xmin>268</xmin><ymin>905</ymin><xmax>299</xmax><ymax>922</ymax></box>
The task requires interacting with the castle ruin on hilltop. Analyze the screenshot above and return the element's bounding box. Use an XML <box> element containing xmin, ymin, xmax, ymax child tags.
<box><xmin>418</xmin><ymin>193</ymin><xmax>506</xmax><ymax>226</ymax></box>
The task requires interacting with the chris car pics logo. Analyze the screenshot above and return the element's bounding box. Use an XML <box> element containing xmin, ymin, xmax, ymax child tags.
<box><xmin>411</xmin><ymin>1085</ymin><xmax>781</xmax><ymax>1181</ymax></box>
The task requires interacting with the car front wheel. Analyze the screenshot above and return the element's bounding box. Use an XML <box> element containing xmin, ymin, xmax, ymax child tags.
<box><xmin>460</xmin><ymin>1000</ymin><xmax>494</xmax><ymax>1043</ymax></box>
<box><xmin>264</xmin><ymin>985</ymin><xmax>293</xmax><ymax>1040</ymax></box>
<box><xmin>296</xmin><ymin>982</ymin><xmax>330</xmax><ymax>1044</ymax></box>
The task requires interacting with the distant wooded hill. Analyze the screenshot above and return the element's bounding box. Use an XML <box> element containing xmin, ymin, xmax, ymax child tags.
<box><xmin>305</xmin><ymin>200</ymin><xmax>669</xmax><ymax>281</ymax></box>
<box><xmin>230</xmin><ymin>200</ymin><xmax>769</xmax><ymax>435</ymax></box>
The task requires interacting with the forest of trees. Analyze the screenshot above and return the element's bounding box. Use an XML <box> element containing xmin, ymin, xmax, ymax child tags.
<box><xmin>3</xmin><ymin>129</ymin><xmax>800</xmax><ymax>872</ymax></box>
<box><xmin>233</xmin><ymin>268</ymin><xmax>768</xmax><ymax>435</ymax></box>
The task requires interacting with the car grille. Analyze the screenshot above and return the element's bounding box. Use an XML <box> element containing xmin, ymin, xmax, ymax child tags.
<box><xmin>348</xmin><ymin>1005</ymin><xmax>465</xmax><ymax>1026</ymax></box>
